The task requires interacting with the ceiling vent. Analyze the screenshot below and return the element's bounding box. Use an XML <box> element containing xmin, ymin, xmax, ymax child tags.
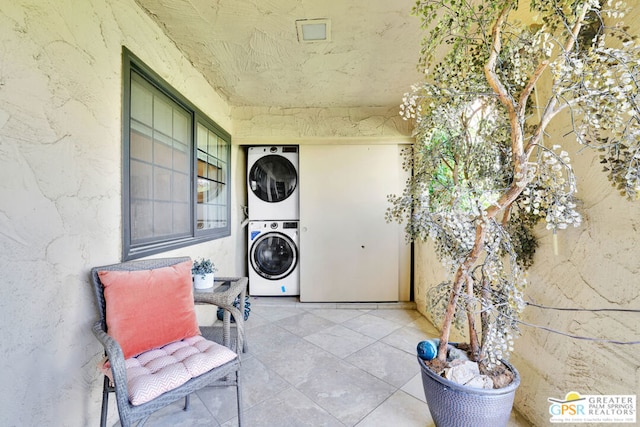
<box><xmin>296</xmin><ymin>19</ymin><xmax>331</xmax><ymax>43</ymax></box>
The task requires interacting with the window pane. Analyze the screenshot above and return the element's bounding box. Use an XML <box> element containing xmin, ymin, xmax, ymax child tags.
<box><xmin>173</xmin><ymin>202</ymin><xmax>190</xmax><ymax>232</ymax></box>
<box><xmin>217</xmin><ymin>137</ymin><xmax>227</xmax><ymax>161</ymax></box>
<box><xmin>196</xmin><ymin>203</ymin><xmax>222</xmax><ymax>230</ymax></box>
<box><xmin>216</xmin><ymin>181</ymin><xmax>227</xmax><ymax>205</ymax></box>
<box><xmin>131</xmin><ymin>199</ymin><xmax>153</xmax><ymax>240</ymax></box>
<box><xmin>196</xmin><ymin>204</ymin><xmax>205</xmax><ymax>230</ymax></box>
<box><xmin>208</xmin><ymin>132</ymin><xmax>218</xmax><ymax>158</ymax></box>
<box><xmin>207</xmin><ymin>157</ymin><xmax>219</xmax><ymax>179</ymax></box>
<box><xmin>218</xmin><ymin>205</ymin><xmax>228</xmax><ymax>227</ymax></box>
<box><xmin>173</xmin><ymin>109</ymin><xmax>189</xmax><ymax>144</ymax></box>
<box><xmin>197</xmin><ymin>178</ymin><xmax>208</xmax><ymax>204</ymax></box>
<box><xmin>153</xmin><ymin>201</ymin><xmax>173</xmax><ymax>236</ymax></box>
<box><xmin>130</xmin><ymin>160</ymin><xmax>152</xmax><ymax>199</ymax></box>
<box><xmin>218</xmin><ymin>161</ymin><xmax>227</xmax><ymax>184</ymax></box>
<box><xmin>197</xmin><ymin>153</ymin><xmax>207</xmax><ymax>177</ymax></box>
<box><xmin>174</xmin><ymin>141</ymin><xmax>189</xmax><ymax>173</ymax></box>
<box><xmin>154</xmin><ymin>97</ymin><xmax>173</xmax><ymax>136</ymax></box>
<box><xmin>130</xmin><ymin>124</ymin><xmax>153</xmax><ymax>162</ymax></box>
<box><xmin>131</xmin><ymin>75</ymin><xmax>153</xmax><ymax>125</ymax></box>
<box><xmin>173</xmin><ymin>172</ymin><xmax>189</xmax><ymax>203</ymax></box>
<box><xmin>197</xmin><ymin>123</ymin><xmax>208</xmax><ymax>152</ymax></box>
<box><xmin>154</xmin><ymin>133</ymin><xmax>173</xmax><ymax>169</ymax></box>
<box><xmin>153</xmin><ymin>166</ymin><xmax>172</xmax><ymax>201</ymax></box>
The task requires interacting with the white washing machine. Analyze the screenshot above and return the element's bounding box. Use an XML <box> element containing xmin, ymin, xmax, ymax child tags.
<box><xmin>248</xmin><ymin>220</ymin><xmax>300</xmax><ymax>296</ymax></box>
<box><xmin>247</xmin><ymin>146</ymin><xmax>299</xmax><ymax>220</ymax></box>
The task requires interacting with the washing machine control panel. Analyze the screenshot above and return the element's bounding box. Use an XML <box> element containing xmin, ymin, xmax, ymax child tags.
<box><xmin>266</xmin><ymin>221</ymin><xmax>299</xmax><ymax>230</ymax></box>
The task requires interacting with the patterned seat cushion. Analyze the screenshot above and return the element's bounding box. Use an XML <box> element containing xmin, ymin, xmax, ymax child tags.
<box><xmin>121</xmin><ymin>335</ymin><xmax>237</xmax><ymax>406</ymax></box>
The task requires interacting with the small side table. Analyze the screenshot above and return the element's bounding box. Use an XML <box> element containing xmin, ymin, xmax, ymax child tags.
<box><xmin>194</xmin><ymin>276</ymin><xmax>248</xmax><ymax>353</ymax></box>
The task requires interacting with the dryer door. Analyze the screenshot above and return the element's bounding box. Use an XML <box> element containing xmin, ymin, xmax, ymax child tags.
<box><xmin>248</xmin><ymin>154</ymin><xmax>297</xmax><ymax>203</ymax></box>
<box><xmin>250</xmin><ymin>232</ymin><xmax>298</xmax><ymax>280</ymax></box>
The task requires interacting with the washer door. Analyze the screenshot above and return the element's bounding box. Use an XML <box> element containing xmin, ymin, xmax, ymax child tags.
<box><xmin>248</xmin><ymin>155</ymin><xmax>297</xmax><ymax>203</ymax></box>
<box><xmin>250</xmin><ymin>232</ymin><xmax>298</xmax><ymax>280</ymax></box>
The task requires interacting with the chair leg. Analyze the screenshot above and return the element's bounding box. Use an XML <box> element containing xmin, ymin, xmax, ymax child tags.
<box><xmin>100</xmin><ymin>376</ymin><xmax>109</xmax><ymax>427</ymax></box>
<box><xmin>184</xmin><ymin>394</ymin><xmax>190</xmax><ymax>411</ymax></box>
<box><xmin>236</xmin><ymin>370</ymin><xmax>243</xmax><ymax>427</ymax></box>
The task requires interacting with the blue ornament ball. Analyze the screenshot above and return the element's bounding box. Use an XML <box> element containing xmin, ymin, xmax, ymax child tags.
<box><xmin>417</xmin><ymin>339</ymin><xmax>440</xmax><ymax>360</ymax></box>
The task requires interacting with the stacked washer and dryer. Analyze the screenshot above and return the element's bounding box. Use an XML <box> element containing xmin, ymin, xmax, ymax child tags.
<box><xmin>246</xmin><ymin>146</ymin><xmax>300</xmax><ymax>296</ymax></box>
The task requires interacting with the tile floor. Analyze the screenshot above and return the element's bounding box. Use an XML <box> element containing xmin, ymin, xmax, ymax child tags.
<box><xmin>136</xmin><ymin>297</ymin><xmax>532</xmax><ymax>427</ymax></box>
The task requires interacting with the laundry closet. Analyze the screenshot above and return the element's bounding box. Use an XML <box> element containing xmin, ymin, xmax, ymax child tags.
<box><xmin>246</xmin><ymin>143</ymin><xmax>410</xmax><ymax>302</ymax></box>
<box><xmin>246</xmin><ymin>146</ymin><xmax>300</xmax><ymax>296</ymax></box>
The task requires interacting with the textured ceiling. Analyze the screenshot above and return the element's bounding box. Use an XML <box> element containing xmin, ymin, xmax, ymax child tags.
<box><xmin>134</xmin><ymin>0</ymin><xmax>424</xmax><ymax>110</ymax></box>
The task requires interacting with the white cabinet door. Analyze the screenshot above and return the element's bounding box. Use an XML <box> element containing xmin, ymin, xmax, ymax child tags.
<box><xmin>299</xmin><ymin>144</ymin><xmax>409</xmax><ymax>302</ymax></box>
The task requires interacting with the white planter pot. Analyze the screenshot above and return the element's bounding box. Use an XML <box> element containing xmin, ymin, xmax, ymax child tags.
<box><xmin>193</xmin><ymin>273</ymin><xmax>214</xmax><ymax>290</ymax></box>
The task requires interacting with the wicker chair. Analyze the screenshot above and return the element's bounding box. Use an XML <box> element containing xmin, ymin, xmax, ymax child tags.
<box><xmin>90</xmin><ymin>257</ymin><xmax>242</xmax><ymax>427</ymax></box>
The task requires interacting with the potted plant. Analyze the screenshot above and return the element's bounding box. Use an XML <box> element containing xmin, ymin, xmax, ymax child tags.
<box><xmin>387</xmin><ymin>1</ymin><xmax>640</xmax><ymax>425</ymax></box>
<box><xmin>192</xmin><ymin>258</ymin><xmax>218</xmax><ymax>290</ymax></box>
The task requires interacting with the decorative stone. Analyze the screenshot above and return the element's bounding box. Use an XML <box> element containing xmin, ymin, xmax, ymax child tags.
<box><xmin>444</xmin><ymin>360</ymin><xmax>480</xmax><ymax>384</ymax></box>
<box><xmin>444</xmin><ymin>360</ymin><xmax>493</xmax><ymax>389</ymax></box>
<box><xmin>465</xmin><ymin>374</ymin><xmax>494</xmax><ymax>389</ymax></box>
<box><xmin>417</xmin><ymin>339</ymin><xmax>439</xmax><ymax>360</ymax></box>
<box><xmin>447</xmin><ymin>345</ymin><xmax>469</xmax><ymax>361</ymax></box>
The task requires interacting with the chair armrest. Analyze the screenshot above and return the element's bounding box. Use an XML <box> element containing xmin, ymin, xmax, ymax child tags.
<box><xmin>92</xmin><ymin>321</ymin><xmax>130</xmax><ymax>408</ymax></box>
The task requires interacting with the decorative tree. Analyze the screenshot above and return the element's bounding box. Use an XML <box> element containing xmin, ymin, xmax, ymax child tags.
<box><xmin>387</xmin><ymin>0</ymin><xmax>640</xmax><ymax>373</ymax></box>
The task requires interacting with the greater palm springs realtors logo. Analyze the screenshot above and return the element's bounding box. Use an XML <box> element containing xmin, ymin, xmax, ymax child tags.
<box><xmin>549</xmin><ymin>391</ymin><xmax>636</xmax><ymax>423</ymax></box>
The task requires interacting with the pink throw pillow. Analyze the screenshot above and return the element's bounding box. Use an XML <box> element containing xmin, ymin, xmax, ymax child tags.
<box><xmin>98</xmin><ymin>260</ymin><xmax>200</xmax><ymax>359</ymax></box>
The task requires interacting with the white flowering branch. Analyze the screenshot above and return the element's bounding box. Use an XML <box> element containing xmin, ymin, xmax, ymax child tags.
<box><xmin>389</xmin><ymin>0</ymin><xmax>640</xmax><ymax>371</ymax></box>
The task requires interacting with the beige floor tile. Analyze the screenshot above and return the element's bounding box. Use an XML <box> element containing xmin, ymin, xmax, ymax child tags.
<box><xmin>123</xmin><ymin>298</ymin><xmax>533</xmax><ymax>427</ymax></box>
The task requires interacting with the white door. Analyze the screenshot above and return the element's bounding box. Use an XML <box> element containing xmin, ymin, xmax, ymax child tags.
<box><xmin>299</xmin><ymin>144</ymin><xmax>409</xmax><ymax>302</ymax></box>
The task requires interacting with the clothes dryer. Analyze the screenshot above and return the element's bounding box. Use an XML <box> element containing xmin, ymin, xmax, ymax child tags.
<box><xmin>247</xmin><ymin>146</ymin><xmax>299</xmax><ymax>220</ymax></box>
<box><xmin>248</xmin><ymin>220</ymin><xmax>299</xmax><ymax>296</ymax></box>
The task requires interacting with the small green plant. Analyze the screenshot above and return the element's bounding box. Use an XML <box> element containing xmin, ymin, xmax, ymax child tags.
<box><xmin>191</xmin><ymin>258</ymin><xmax>217</xmax><ymax>279</ymax></box>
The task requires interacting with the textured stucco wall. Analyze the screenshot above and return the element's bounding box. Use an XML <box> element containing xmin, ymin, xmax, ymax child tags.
<box><xmin>510</xmin><ymin>118</ymin><xmax>640</xmax><ymax>425</ymax></box>
<box><xmin>232</xmin><ymin>105</ymin><xmax>413</xmax><ymax>145</ymax></box>
<box><xmin>0</xmin><ymin>1</ymin><xmax>241</xmax><ymax>425</ymax></box>
<box><xmin>414</xmin><ymin>138</ymin><xmax>640</xmax><ymax>425</ymax></box>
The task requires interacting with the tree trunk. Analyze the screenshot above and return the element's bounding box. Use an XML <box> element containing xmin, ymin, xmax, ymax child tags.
<box><xmin>437</xmin><ymin>223</ymin><xmax>486</xmax><ymax>362</ymax></box>
<box><xmin>466</xmin><ymin>274</ymin><xmax>480</xmax><ymax>360</ymax></box>
<box><xmin>480</xmin><ymin>275</ymin><xmax>491</xmax><ymax>360</ymax></box>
